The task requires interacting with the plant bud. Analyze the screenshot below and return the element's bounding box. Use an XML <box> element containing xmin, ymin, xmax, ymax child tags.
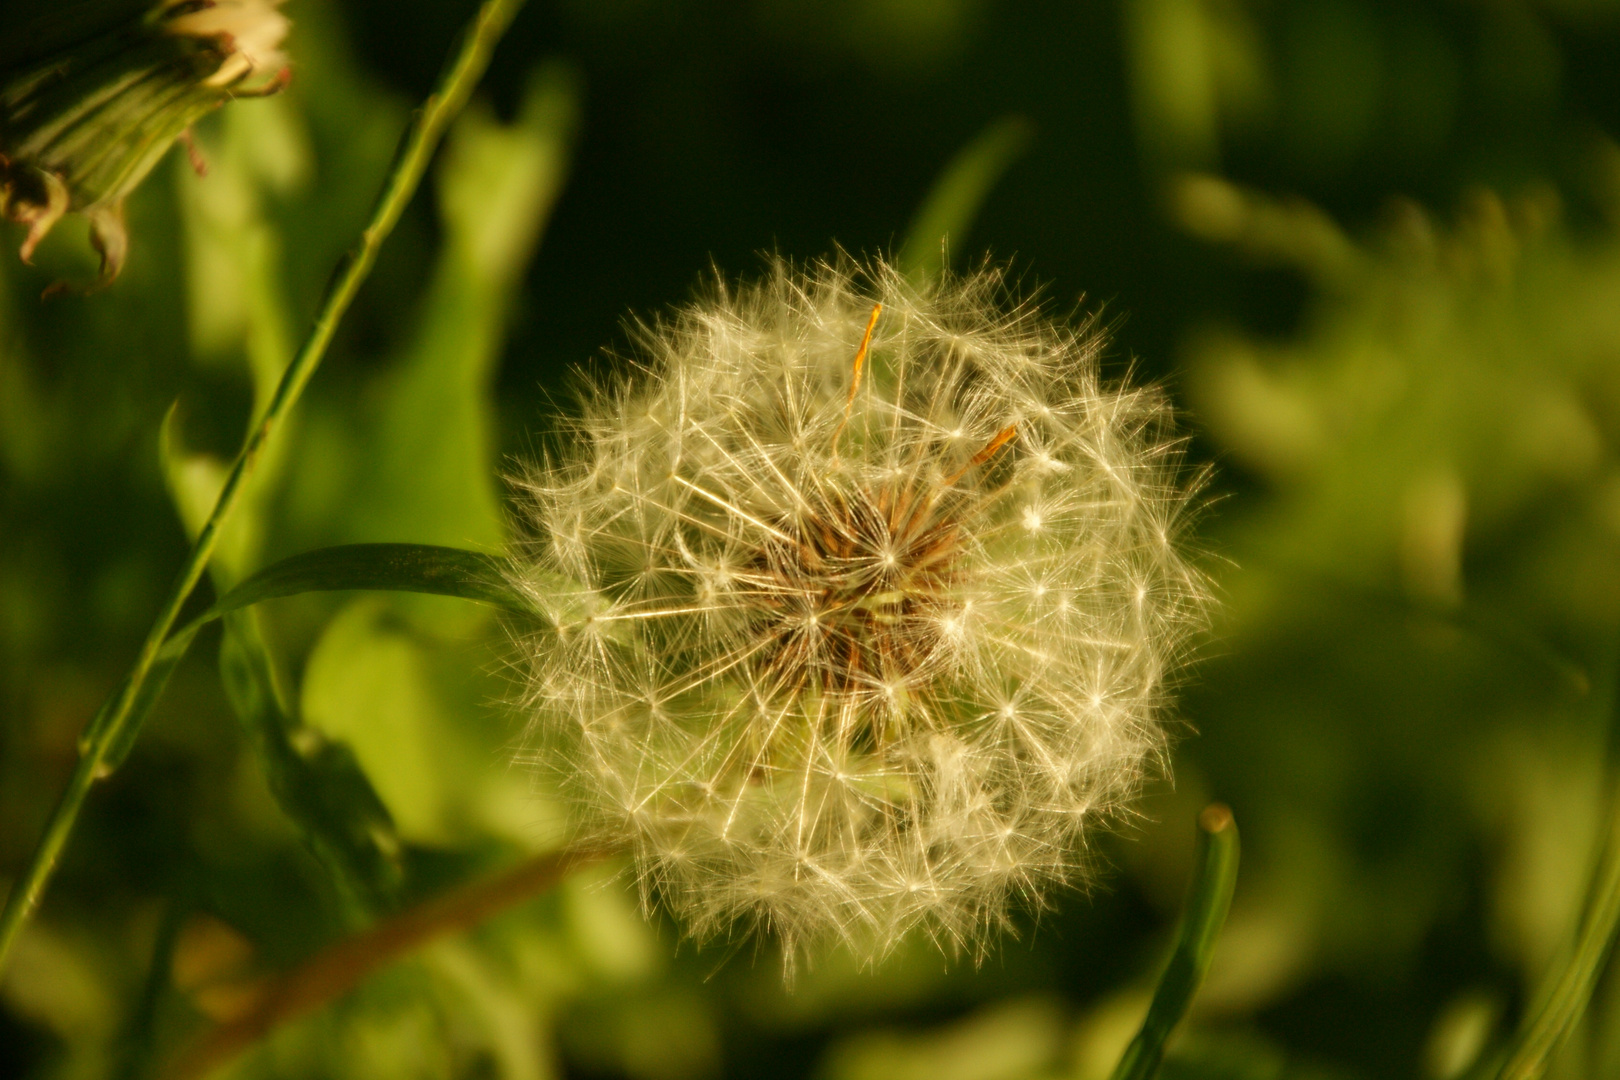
<box><xmin>0</xmin><ymin>0</ymin><xmax>289</xmax><ymax>287</ymax></box>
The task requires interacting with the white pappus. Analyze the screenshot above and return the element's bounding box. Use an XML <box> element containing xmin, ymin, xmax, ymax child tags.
<box><xmin>511</xmin><ymin>255</ymin><xmax>1209</xmax><ymax>968</ymax></box>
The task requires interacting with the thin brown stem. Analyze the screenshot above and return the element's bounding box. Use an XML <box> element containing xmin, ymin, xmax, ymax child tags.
<box><xmin>163</xmin><ymin>846</ymin><xmax>614</xmax><ymax>1080</ymax></box>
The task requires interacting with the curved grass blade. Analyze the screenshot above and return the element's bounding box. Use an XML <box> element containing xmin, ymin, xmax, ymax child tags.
<box><xmin>0</xmin><ymin>0</ymin><xmax>531</xmax><ymax>972</ymax></box>
<box><xmin>1490</xmin><ymin>673</ymin><xmax>1620</xmax><ymax>1080</ymax></box>
<box><xmin>198</xmin><ymin>542</ymin><xmax>532</xmax><ymax>623</ymax></box>
<box><xmin>85</xmin><ymin>543</ymin><xmax>541</xmax><ymax>776</ymax></box>
<box><xmin>1108</xmin><ymin>804</ymin><xmax>1241</xmax><ymax>1080</ymax></box>
<box><xmin>1489</xmin><ymin>789</ymin><xmax>1620</xmax><ymax>1078</ymax></box>
<box><xmin>898</xmin><ymin>114</ymin><xmax>1033</xmax><ymax>284</ymax></box>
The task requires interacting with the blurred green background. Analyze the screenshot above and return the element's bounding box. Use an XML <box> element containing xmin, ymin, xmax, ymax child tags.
<box><xmin>6</xmin><ymin>0</ymin><xmax>1620</xmax><ymax>1077</ymax></box>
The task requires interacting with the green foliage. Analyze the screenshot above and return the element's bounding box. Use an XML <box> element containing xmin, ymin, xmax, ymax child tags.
<box><xmin>5</xmin><ymin>1</ymin><xmax>1620</xmax><ymax>1079</ymax></box>
<box><xmin>1169</xmin><ymin>171</ymin><xmax>1620</xmax><ymax>1073</ymax></box>
<box><xmin>218</xmin><ymin>610</ymin><xmax>404</xmax><ymax>921</ymax></box>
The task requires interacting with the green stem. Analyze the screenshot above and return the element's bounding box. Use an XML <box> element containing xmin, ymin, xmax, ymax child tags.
<box><xmin>1492</xmin><ymin>741</ymin><xmax>1620</xmax><ymax>1075</ymax></box>
<box><xmin>0</xmin><ymin>0</ymin><xmax>529</xmax><ymax>974</ymax></box>
<box><xmin>1108</xmin><ymin>804</ymin><xmax>1241</xmax><ymax>1080</ymax></box>
<box><xmin>117</xmin><ymin>888</ymin><xmax>189</xmax><ymax>1080</ymax></box>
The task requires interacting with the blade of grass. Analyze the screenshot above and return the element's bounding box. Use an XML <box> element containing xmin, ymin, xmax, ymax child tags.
<box><xmin>195</xmin><ymin>542</ymin><xmax>532</xmax><ymax>622</ymax></box>
<box><xmin>79</xmin><ymin>543</ymin><xmax>557</xmax><ymax>780</ymax></box>
<box><xmin>897</xmin><ymin>114</ymin><xmax>1033</xmax><ymax>284</ymax></box>
<box><xmin>1491</xmin><ymin>680</ymin><xmax>1620</xmax><ymax>1079</ymax></box>
<box><xmin>0</xmin><ymin>0</ymin><xmax>530</xmax><ymax>974</ymax></box>
<box><xmin>116</xmin><ymin>891</ymin><xmax>188</xmax><ymax>1080</ymax></box>
<box><xmin>1108</xmin><ymin>804</ymin><xmax>1241</xmax><ymax>1080</ymax></box>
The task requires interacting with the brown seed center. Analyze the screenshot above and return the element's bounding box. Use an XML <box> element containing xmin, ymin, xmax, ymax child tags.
<box><xmin>746</xmin><ymin>483</ymin><xmax>963</xmax><ymax>711</ymax></box>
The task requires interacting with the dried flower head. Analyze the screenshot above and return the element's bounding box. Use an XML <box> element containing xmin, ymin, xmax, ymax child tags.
<box><xmin>164</xmin><ymin>0</ymin><xmax>291</xmax><ymax>87</ymax></box>
<box><xmin>0</xmin><ymin>0</ymin><xmax>290</xmax><ymax>287</ymax></box>
<box><xmin>513</xmin><ymin>256</ymin><xmax>1208</xmax><ymax>964</ymax></box>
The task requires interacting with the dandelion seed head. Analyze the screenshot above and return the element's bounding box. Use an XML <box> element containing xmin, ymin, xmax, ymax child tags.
<box><xmin>512</xmin><ymin>255</ymin><xmax>1208</xmax><ymax>967</ymax></box>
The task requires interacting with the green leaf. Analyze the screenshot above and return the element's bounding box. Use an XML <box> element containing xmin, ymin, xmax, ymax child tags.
<box><xmin>1109</xmin><ymin>805</ymin><xmax>1241</xmax><ymax>1080</ymax></box>
<box><xmin>1119</xmin><ymin>0</ymin><xmax>1224</xmax><ymax>173</ymax></box>
<box><xmin>165</xmin><ymin>394</ymin><xmax>409</xmax><ymax>918</ymax></box>
<box><xmin>125</xmin><ymin>544</ymin><xmax>545</xmax><ymax>748</ymax></box>
<box><xmin>898</xmin><ymin>115</ymin><xmax>1032</xmax><ymax>284</ymax></box>
<box><xmin>78</xmin><ymin>400</ymin><xmax>253</xmax><ymax>775</ymax></box>
<box><xmin>300</xmin><ymin>599</ymin><xmax>472</xmax><ymax>846</ymax></box>
<box><xmin>120</xmin><ymin>543</ymin><xmax>550</xmax><ymax>776</ymax></box>
<box><xmin>199</xmin><ymin>543</ymin><xmax>566</xmax><ymax>846</ymax></box>
<box><xmin>219</xmin><ymin>610</ymin><xmax>403</xmax><ymax>920</ymax></box>
<box><xmin>199</xmin><ymin>542</ymin><xmax>534</xmax><ymax>625</ymax></box>
<box><xmin>176</xmin><ymin>93</ymin><xmax>303</xmax><ymax>399</ymax></box>
<box><xmin>438</xmin><ymin>64</ymin><xmax>580</xmax><ymax>288</ymax></box>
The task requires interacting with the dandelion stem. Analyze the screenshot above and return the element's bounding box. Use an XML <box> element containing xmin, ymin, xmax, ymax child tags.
<box><xmin>0</xmin><ymin>0</ymin><xmax>530</xmax><ymax>974</ymax></box>
<box><xmin>1107</xmin><ymin>804</ymin><xmax>1240</xmax><ymax>1080</ymax></box>
<box><xmin>162</xmin><ymin>847</ymin><xmax>612</xmax><ymax>1080</ymax></box>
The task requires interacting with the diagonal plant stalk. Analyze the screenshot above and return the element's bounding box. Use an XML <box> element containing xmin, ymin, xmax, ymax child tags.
<box><xmin>163</xmin><ymin>845</ymin><xmax>613</xmax><ymax>1080</ymax></box>
<box><xmin>0</xmin><ymin>0</ymin><xmax>530</xmax><ymax>974</ymax></box>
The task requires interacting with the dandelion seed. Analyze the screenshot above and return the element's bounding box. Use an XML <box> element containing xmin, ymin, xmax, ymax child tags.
<box><xmin>512</xmin><ymin>255</ymin><xmax>1208</xmax><ymax>967</ymax></box>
